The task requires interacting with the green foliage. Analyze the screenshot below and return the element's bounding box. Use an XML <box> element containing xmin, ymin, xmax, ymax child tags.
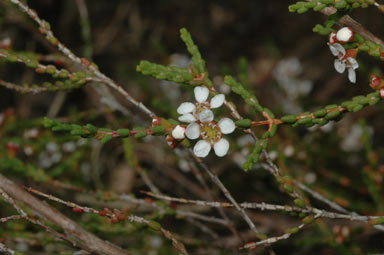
<box><xmin>0</xmin><ymin>157</ymin><xmax>49</xmax><ymax>182</ymax></box>
<box><xmin>180</xmin><ymin>28</ymin><xmax>206</xmax><ymax>74</ymax></box>
<box><xmin>224</xmin><ymin>75</ymin><xmax>263</xmax><ymax>112</ymax></box>
<box><xmin>136</xmin><ymin>60</ymin><xmax>194</xmax><ymax>84</ymax></box>
<box><xmin>0</xmin><ymin>49</ymin><xmax>92</xmax><ymax>92</ymax></box>
<box><xmin>43</xmin><ymin>117</ymin><xmax>167</xmax><ymax>144</ymax></box>
<box><xmin>278</xmin><ymin>91</ymin><xmax>381</xmax><ymax>127</ymax></box>
<box><xmin>289</xmin><ymin>0</ymin><xmax>375</xmax><ymax>14</ymax></box>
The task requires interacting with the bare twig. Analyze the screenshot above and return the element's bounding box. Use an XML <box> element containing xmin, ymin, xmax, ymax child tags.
<box><xmin>0</xmin><ymin>214</ymin><xmax>24</xmax><ymax>223</ymax></box>
<box><xmin>191</xmin><ymin>152</ymin><xmax>261</xmax><ymax>236</ymax></box>
<box><xmin>0</xmin><ymin>187</ymin><xmax>91</xmax><ymax>252</ymax></box>
<box><xmin>0</xmin><ymin>174</ymin><xmax>130</xmax><ymax>255</ymax></box>
<box><xmin>0</xmin><ymin>80</ymin><xmax>47</xmax><ymax>93</ymax></box>
<box><xmin>182</xmin><ymin>159</ymin><xmax>241</xmax><ymax>241</ymax></box>
<box><xmin>119</xmin><ymin>193</ymin><xmax>228</xmax><ymax>226</ymax></box>
<box><xmin>0</xmin><ymin>242</ymin><xmax>15</xmax><ymax>255</ymax></box>
<box><xmin>241</xmin><ymin>213</ymin><xmax>321</xmax><ymax>249</ymax></box>
<box><xmin>25</xmin><ymin>185</ymin><xmax>188</xmax><ymax>255</ymax></box>
<box><xmin>143</xmin><ymin>191</ymin><xmax>384</xmax><ymax>224</ymax></box>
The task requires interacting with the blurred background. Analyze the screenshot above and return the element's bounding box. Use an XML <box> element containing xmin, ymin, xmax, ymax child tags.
<box><xmin>1</xmin><ymin>1</ymin><xmax>384</xmax><ymax>254</ymax></box>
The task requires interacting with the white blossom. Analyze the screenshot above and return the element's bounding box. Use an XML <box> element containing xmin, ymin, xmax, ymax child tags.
<box><xmin>171</xmin><ymin>125</ymin><xmax>186</xmax><ymax>140</ymax></box>
<box><xmin>176</xmin><ymin>86</ymin><xmax>234</xmax><ymax>157</ymax></box>
<box><xmin>186</xmin><ymin>118</ymin><xmax>236</xmax><ymax>157</ymax></box>
<box><xmin>336</xmin><ymin>27</ymin><xmax>353</xmax><ymax>43</ymax></box>
<box><xmin>177</xmin><ymin>86</ymin><xmax>225</xmax><ymax>123</ymax></box>
<box><xmin>329</xmin><ymin>43</ymin><xmax>359</xmax><ymax>83</ymax></box>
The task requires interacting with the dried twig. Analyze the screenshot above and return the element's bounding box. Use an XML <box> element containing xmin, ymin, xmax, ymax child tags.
<box><xmin>0</xmin><ymin>242</ymin><xmax>15</xmax><ymax>255</ymax></box>
<box><xmin>186</xmin><ymin>159</ymin><xmax>241</xmax><ymax>241</ymax></box>
<box><xmin>143</xmin><ymin>191</ymin><xmax>384</xmax><ymax>224</ymax></box>
<box><xmin>191</xmin><ymin>152</ymin><xmax>261</xmax><ymax>236</ymax></box>
<box><xmin>0</xmin><ymin>187</ymin><xmax>91</xmax><ymax>252</ymax></box>
<box><xmin>25</xmin><ymin>185</ymin><xmax>188</xmax><ymax>255</ymax></box>
<box><xmin>0</xmin><ymin>214</ymin><xmax>24</xmax><ymax>223</ymax></box>
<box><xmin>0</xmin><ymin>174</ymin><xmax>130</xmax><ymax>255</ymax></box>
<box><xmin>0</xmin><ymin>80</ymin><xmax>47</xmax><ymax>93</ymax></box>
<box><xmin>241</xmin><ymin>213</ymin><xmax>322</xmax><ymax>249</ymax></box>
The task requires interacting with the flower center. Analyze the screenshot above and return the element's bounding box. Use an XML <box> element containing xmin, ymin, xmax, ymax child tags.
<box><xmin>199</xmin><ymin>121</ymin><xmax>222</xmax><ymax>145</ymax></box>
<box><xmin>193</xmin><ymin>102</ymin><xmax>210</xmax><ymax>115</ymax></box>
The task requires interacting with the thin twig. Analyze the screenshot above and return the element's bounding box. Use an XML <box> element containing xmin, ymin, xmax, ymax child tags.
<box><xmin>187</xmin><ymin>160</ymin><xmax>242</xmax><ymax>241</ymax></box>
<box><xmin>119</xmin><ymin>193</ymin><xmax>228</xmax><ymax>225</ymax></box>
<box><xmin>0</xmin><ymin>242</ymin><xmax>15</xmax><ymax>255</ymax></box>
<box><xmin>241</xmin><ymin>213</ymin><xmax>321</xmax><ymax>249</ymax></box>
<box><xmin>0</xmin><ymin>174</ymin><xmax>130</xmax><ymax>255</ymax></box>
<box><xmin>25</xmin><ymin>185</ymin><xmax>188</xmax><ymax>255</ymax></box>
<box><xmin>191</xmin><ymin>152</ymin><xmax>260</xmax><ymax>235</ymax></box>
<box><xmin>0</xmin><ymin>80</ymin><xmax>47</xmax><ymax>93</ymax></box>
<box><xmin>143</xmin><ymin>191</ymin><xmax>384</xmax><ymax>223</ymax></box>
<box><xmin>0</xmin><ymin>187</ymin><xmax>91</xmax><ymax>252</ymax></box>
<box><xmin>0</xmin><ymin>215</ymin><xmax>24</xmax><ymax>223</ymax></box>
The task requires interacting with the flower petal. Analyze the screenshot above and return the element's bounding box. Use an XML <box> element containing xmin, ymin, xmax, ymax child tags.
<box><xmin>193</xmin><ymin>140</ymin><xmax>211</xmax><ymax>158</ymax></box>
<box><xmin>334</xmin><ymin>59</ymin><xmax>346</xmax><ymax>73</ymax></box>
<box><xmin>348</xmin><ymin>68</ymin><xmax>356</xmax><ymax>83</ymax></box>
<box><xmin>171</xmin><ymin>125</ymin><xmax>185</xmax><ymax>140</ymax></box>
<box><xmin>186</xmin><ymin>122</ymin><xmax>200</xmax><ymax>140</ymax></box>
<box><xmin>218</xmin><ymin>118</ymin><xmax>236</xmax><ymax>134</ymax></box>
<box><xmin>210</xmin><ymin>94</ymin><xmax>225</xmax><ymax>108</ymax></box>
<box><xmin>329</xmin><ymin>44</ymin><xmax>339</xmax><ymax>56</ymax></box>
<box><xmin>332</xmin><ymin>43</ymin><xmax>346</xmax><ymax>56</ymax></box>
<box><xmin>198</xmin><ymin>109</ymin><xmax>214</xmax><ymax>123</ymax></box>
<box><xmin>178</xmin><ymin>113</ymin><xmax>196</xmax><ymax>123</ymax></box>
<box><xmin>194</xmin><ymin>86</ymin><xmax>209</xmax><ymax>103</ymax></box>
<box><xmin>177</xmin><ymin>102</ymin><xmax>195</xmax><ymax>114</ymax></box>
<box><xmin>213</xmin><ymin>138</ymin><xmax>230</xmax><ymax>157</ymax></box>
<box><xmin>336</xmin><ymin>27</ymin><xmax>353</xmax><ymax>43</ymax></box>
<box><xmin>347</xmin><ymin>57</ymin><xmax>359</xmax><ymax>70</ymax></box>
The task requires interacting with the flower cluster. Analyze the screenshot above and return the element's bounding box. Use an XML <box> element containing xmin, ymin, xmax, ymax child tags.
<box><xmin>328</xmin><ymin>27</ymin><xmax>359</xmax><ymax>84</ymax></box>
<box><xmin>172</xmin><ymin>86</ymin><xmax>235</xmax><ymax>157</ymax></box>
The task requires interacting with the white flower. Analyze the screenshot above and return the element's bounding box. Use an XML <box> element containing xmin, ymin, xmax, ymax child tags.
<box><xmin>177</xmin><ymin>86</ymin><xmax>225</xmax><ymax>123</ymax></box>
<box><xmin>171</xmin><ymin>125</ymin><xmax>186</xmax><ymax>140</ymax></box>
<box><xmin>176</xmin><ymin>86</ymin><xmax>235</xmax><ymax>157</ymax></box>
<box><xmin>186</xmin><ymin>117</ymin><xmax>235</xmax><ymax>157</ymax></box>
<box><xmin>329</xmin><ymin>43</ymin><xmax>359</xmax><ymax>83</ymax></box>
<box><xmin>336</xmin><ymin>27</ymin><xmax>354</xmax><ymax>43</ymax></box>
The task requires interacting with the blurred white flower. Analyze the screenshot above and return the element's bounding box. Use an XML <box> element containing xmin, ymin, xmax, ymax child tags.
<box><xmin>283</xmin><ymin>145</ymin><xmax>295</xmax><ymax>157</ymax></box>
<box><xmin>340</xmin><ymin>124</ymin><xmax>372</xmax><ymax>152</ymax></box>
<box><xmin>274</xmin><ymin>57</ymin><xmax>313</xmax><ymax>114</ymax></box>
<box><xmin>268</xmin><ymin>150</ymin><xmax>278</xmax><ymax>161</ymax></box>
<box><xmin>160</xmin><ymin>54</ymin><xmax>192</xmax><ymax>101</ymax></box>
<box><xmin>63</xmin><ymin>141</ymin><xmax>76</xmax><ymax>153</ymax></box>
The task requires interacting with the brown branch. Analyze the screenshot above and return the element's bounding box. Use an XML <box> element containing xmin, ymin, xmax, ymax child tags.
<box><xmin>0</xmin><ymin>174</ymin><xmax>130</xmax><ymax>255</ymax></box>
<box><xmin>24</xmin><ymin>186</ymin><xmax>188</xmax><ymax>255</ymax></box>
